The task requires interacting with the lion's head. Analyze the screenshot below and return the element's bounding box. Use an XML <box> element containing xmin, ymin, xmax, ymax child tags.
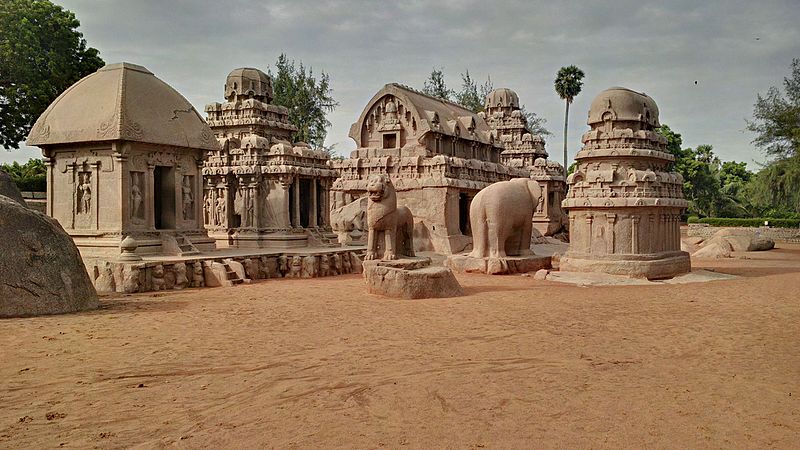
<box><xmin>367</xmin><ymin>174</ymin><xmax>393</xmax><ymax>203</ymax></box>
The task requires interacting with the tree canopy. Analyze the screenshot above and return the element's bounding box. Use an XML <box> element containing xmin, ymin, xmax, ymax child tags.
<box><xmin>0</xmin><ymin>0</ymin><xmax>104</xmax><ymax>149</ymax></box>
<box><xmin>746</xmin><ymin>58</ymin><xmax>800</xmax><ymax>160</ymax></box>
<box><xmin>422</xmin><ymin>68</ymin><xmax>455</xmax><ymax>101</ymax></box>
<box><xmin>1</xmin><ymin>158</ymin><xmax>46</xmax><ymax>191</ymax></box>
<box><xmin>270</xmin><ymin>53</ymin><xmax>338</xmax><ymax>149</ymax></box>
<box><xmin>554</xmin><ymin>65</ymin><xmax>585</xmax><ymax>103</ymax></box>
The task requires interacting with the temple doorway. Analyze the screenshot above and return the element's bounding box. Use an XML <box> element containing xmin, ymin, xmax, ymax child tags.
<box><xmin>299</xmin><ymin>178</ymin><xmax>312</xmax><ymax>228</ymax></box>
<box><xmin>154</xmin><ymin>166</ymin><xmax>176</xmax><ymax>229</ymax></box>
<box><xmin>459</xmin><ymin>192</ymin><xmax>471</xmax><ymax>236</ymax></box>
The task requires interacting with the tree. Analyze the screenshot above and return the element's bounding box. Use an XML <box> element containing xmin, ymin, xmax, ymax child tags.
<box><xmin>1</xmin><ymin>158</ymin><xmax>46</xmax><ymax>191</ymax></box>
<box><xmin>519</xmin><ymin>106</ymin><xmax>550</xmax><ymax>136</ymax></box>
<box><xmin>0</xmin><ymin>0</ymin><xmax>104</xmax><ymax>149</ymax></box>
<box><xmin>422</xmin><ymin>68</ymin><xmax>454</xmax><ymax>101</ymax></box>
<box><xmin>554</xmin><ymin>65</ymin><xmax>585</xmax><ymax>175</ymax></box>
<box><xmin>746</xmin><ymin>58</ymin><xmax>800</xmax><ymax>160</ymax></box>
<box><xmin>270</xmin><ymin>54</ymin><xmax>338</xmax><ymax>148</ymax></box>
<box><xmin>454</xmin><ymin>70</ymin><xmax>492</xmax><ymax>113</ymax></box>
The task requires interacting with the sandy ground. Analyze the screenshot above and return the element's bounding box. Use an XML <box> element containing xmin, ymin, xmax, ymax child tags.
<box><xmin>2</xmin><ymin>245</ymin><xmax>800</xmax><ymax>449</ymax></box>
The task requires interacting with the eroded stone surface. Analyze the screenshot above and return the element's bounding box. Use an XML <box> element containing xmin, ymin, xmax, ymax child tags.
<box><xmin>446</xmin><ymin>254</ymin><xmax>552</xmax><ymax>275</ymax></box>
<box><xmin>363</xmin><ymin>258</ymin><xmax>462</xmax><ymax>299</ymax></box>
<box><xmin>0</xmin><ymin>195</ymin><xmax>98</xmax><ymax>318</ymax></box>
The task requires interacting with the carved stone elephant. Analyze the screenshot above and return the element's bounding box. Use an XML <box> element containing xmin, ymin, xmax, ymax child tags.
<box><xmin>468</xmin><ymin>178</ymin><xmax>542</xmax><ymax>258</ymax></box>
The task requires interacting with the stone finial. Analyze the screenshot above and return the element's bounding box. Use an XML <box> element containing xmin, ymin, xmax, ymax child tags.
<box><xmin>119</xmin><ymin>235</ymin><xmax>142</xmax><ymax>261</ymax></box>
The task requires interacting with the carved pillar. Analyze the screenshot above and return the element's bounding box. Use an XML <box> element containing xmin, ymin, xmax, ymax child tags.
<box><xmin>196</xmin><ymin>161</ymin><xmax>204</xmax><ymax>227</ymax></box>
<box><xmin>631</xmin><ymin>216</ymin><xmax>640</xmax><ymax>254</ymax></box>
<box><xmin>585</xmin><ymin>215</ymin><xmax>593</xmax><ymax>254</ymax></box>
<box><xmin>68</xmin><ymin>162</ymin><xmax>77</xmax><ymax>229</ymax></box>
<box><xmin>44</xmin><ymin>157</ymin><xmax>54</xmax><ymax>217</ymax></box>
<box><xmin>252</xmin><ymin>180</ymin><xmax>261</xmax><ymax>229</ymax></box>
<box><xmin>606</xmin><ymin>213</ymin><xmax>616</xmax><ymax>254</ymax></box>
<box><xmin>90</xmin><ymin>161</ymin><xmax>100</xmax><ymax>229</ymax></box>
<box><xmin>310</xmin><ymin>178</ymin><xmax>318</xmax><ymax>228</ymax></box>
<box><xmin>293</xmin><ymin>175</ymin><xmax>300</xmax><ymax>228</ymax></box>
<box><xmin>146</xmin><ymin>163</ymin><xmax>155</xmax><ymax>230</ymax></box>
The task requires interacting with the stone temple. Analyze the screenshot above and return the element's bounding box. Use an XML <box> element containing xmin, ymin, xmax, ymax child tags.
<box><xmin>560</xmin><ymin>87</ymin><xmax>691</xmax><ymax>279</ymax></box>
<box><xmin>331</xmin><ymin>83</ymin><xmax>533</xmax><ymax>254</ymax></box>
<box><xmin>481</xmin><ymin>88</ymin><xmax>568</xmax><ymax>236</ymax></box>
<box><xmin>203</xmin><ymin>68</ymin><xmax>338</xmax><ymax>248</ymax></box>
<box><xmin>27</xmin><ymin>63</ymin><xmax>216</xmax><ymax>260</ymax></box>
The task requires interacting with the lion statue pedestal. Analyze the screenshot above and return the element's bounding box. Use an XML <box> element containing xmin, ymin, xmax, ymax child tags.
<box><xmin>446</xmin><ymin>178</ymin><xmax>551</xmax><ymax>275</ymax></box>
<box><xmin>361</xmin><ymin>175</ymin><xmax>462</xmax><ymax>299</ymax></box>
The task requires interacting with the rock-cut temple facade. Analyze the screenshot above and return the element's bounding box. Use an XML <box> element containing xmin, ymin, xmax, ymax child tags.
<box><xmin>331</xmin><ymin>83</ymin><xmax>531</xmax><ymax>254</ymax></box>
<box><xmin>27</xmin><ymin>63</ymin><xmax>216</xmax><ymax>260</ymax></box>
<box><xmin>560</xmin><ymin>86</ymin><xmax>691</xmax><ymax>279</ymax></box>
<box><xmin>203</xmin><ymin>68</ymin><xmax>338</xmax><ymax>248</ymax></box>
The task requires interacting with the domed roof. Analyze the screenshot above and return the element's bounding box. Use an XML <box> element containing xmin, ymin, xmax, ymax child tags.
<box><xmin>27</xmin><ymin>63</ymin><xmax>218</xmax><ymax>150</ymax></box>
<box><xmin>225</xmin><ymin>67</ymin><xmax>273</xmax><ymax>102</ymax></box>
<box><xmin>588</xmin><ymin>86</ymin><xmax>660</xmax><ymax>128</ymax></box>
<box><xmin>485</xmin><ymin>88</ymin><xmax>519</xmax><ymax>109</ymax></box>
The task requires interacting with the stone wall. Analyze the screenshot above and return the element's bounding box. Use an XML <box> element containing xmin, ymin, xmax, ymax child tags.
<box><xmin>687</xmin><ymin>224</ymin><xmax>800</xmax><ymax>242</ymax></box>
<box><xmin>88</xmin><ymin>250</ymin><xmax>364</xmax><ymax>294</ymax></box>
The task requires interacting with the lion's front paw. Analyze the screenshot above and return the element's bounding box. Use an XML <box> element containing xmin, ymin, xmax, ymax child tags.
<box><xmin>364</xmin><ymin>251</ymin><xmax>377</xmax><ymax>260</ymax></box>
<box><xmin>384</xmin><ymin>252</ymin><xmax>397</xmax><ymax>260</ymax></box>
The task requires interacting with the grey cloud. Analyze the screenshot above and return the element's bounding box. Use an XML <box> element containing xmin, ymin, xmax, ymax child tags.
<box><xmin>3</xmin><ymin>0</ymin><xmax>798</xmax><ymax>168</ymax></box>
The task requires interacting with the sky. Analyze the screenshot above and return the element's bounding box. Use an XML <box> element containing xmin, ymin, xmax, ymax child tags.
<box><xmin>3</xmin><ymin>0</ymin><xmax>799</xmax><ymax>169</ymax></box>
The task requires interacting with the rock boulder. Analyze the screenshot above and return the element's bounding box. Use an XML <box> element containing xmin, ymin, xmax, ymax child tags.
<box><xmin>0</xmin><ymin>195</ymin><xmax>98</xmax><ymax>318</ymax></box>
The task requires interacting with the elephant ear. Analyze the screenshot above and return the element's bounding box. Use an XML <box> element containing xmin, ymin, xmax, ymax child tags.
<box><xmin>526</xmin><ymin>180</ymin><xmax>543</xmax><ymax>208</ymax></box>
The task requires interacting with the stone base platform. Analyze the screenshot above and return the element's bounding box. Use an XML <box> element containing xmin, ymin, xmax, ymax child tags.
<box><xmin>363</xmin><ymin>257</ymin><xmax>463</xmax><ymax>299</ymax></box>
<box><xmin>445</xmin><ymin>253</ymin><xmax>552</xmax><ymax>275</ymax></box>
<box><xmin>558</xmin><ymin>251</ymin><xmax>691</xmax><ymax>280</ymax></box>
<box><xmin>85</xmin><ymin>246</ymin><xmax>366</xmax><ymax>295</ymax></box>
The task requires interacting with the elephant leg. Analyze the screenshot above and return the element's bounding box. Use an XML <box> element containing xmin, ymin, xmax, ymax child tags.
<box><xmin>384</xmin><ymin>226</ymin><xmax>397</xmax><ymax>260</ymax></box>
<box><xmin>488</xmin><ymin>221</ymin><xmax>506</xmax><ymax>258</ymax></box>
<box><xmin>469</xmin><ymin>212</ymin><xmax>487</xmax><ymax>258</ymax></box>
<box><xmin>365</xmin><ymin>228</ymin><xmax>377</xmax><ymax>260</ymax></box>
<box><xmin>518</xmin><ymin>219</ymin><xmax>534</xmax><ymax>256</ymax></box>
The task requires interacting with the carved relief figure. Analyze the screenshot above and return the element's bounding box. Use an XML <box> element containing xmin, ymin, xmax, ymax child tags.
<box><xmin>215</xmin><ymin>190</ymin><xmax>226</xmax><ymax>225</ymax></box>
<box><xmin>278</xmin><ymin>254</ymin><xmax>288</xmax><ymax>277</ymax></box>
<box><xmin>468</xmin><ymin>178</ymin><xmax>542</xmax><ymax>258</ymax></box>
<box><xmin>364</xmin><ymin>174</ymin><xmax>415</xmax><ymax>260</ymax></box>
<box><xmin>182</xmin><ymin>176</ymin><xmax>194</xmax><ymax>220</ymax></box>
<box><xmin>302</xmin><ymin>255</ymin><xmax>317</xmax><ymax>278</ymax></box>
<box><xmin>77</xmin><ymin>172</ymin><xmax>92</xmax><ymax>214</ymax></box>
<box><xmin>191</xmin><ymin>262</ymin><xmax>205</xmax><ymax>287</ymax></box>
<box><xmin>287</xmin><ymin>255</ymin><xmax>302</xmax><ymax>278</ymax></box>
<box><xmin>151</xmin><ymin>264</ymin><xmax>166</xmax><ymax>291</ymax></box>
<box><xmin>130</xmin><ymin>172</ymin><xmax>144</xmax><ymax>220</ymax></box>
<box><xmin>245</xmin><ymin>186</ymin><xmax>255</xmax><ymax>227</ymax></box>
<box><xmin>204</xmin><ymin>190</ymin><xmax>214</xmax><ymax>225</ymax></box>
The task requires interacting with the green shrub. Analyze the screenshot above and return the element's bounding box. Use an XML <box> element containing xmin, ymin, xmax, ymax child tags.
<box><xmin>690</xmin><ymin>217</ymin><xmax>800</xmax><ymax>228</ymax></box>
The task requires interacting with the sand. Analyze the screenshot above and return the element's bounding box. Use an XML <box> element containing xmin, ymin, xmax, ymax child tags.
<box><xmin>2</xmin><ymin>245</ymin><xmax>799</xmax><ymax>449</ymax></box>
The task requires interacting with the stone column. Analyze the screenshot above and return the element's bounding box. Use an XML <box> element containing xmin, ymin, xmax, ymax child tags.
<box><xmin>585</xmin><ymin>215</ymin><xmax>593</xmax><ymax>254</ymax></box>
<box><xmin>293</xmin><ymin>175</ymin><xmax>300</xmax><ymax>228</ymax></box>
<box><xmin>196</xmin><ymin>162</ymin><xmax>204</xmax><ymax>227</ymax></box>
<box><xmin>146</xmin><ymin>163</ymin><xmax>155</xmax><ymax>230</ymax></box>
<box><xmin>90</xmin><ymin>161</ymin><xmax>100</xmax><ymax>230</ymax></box>
<box><xmin>606</xmin><ymin>213</ymin><xmax>616</xmax><ymax>254</ymax></box>
<box><xmin>252</xmin><ymin>181</ymin><xmax>261</xmax><ymax>229</ymax></box>
<box><xmin>631</xmin><ymin>216</ymin><xmax>640</xmax><ymax>254</ymax></box>
<box><xmin>310</xmin><ymin>178</ymin><xmax>318</xmax><ymax>228</ymax></box>
<box><xmin>44</xmin><ymin>157</ymin><xmax>54</xmax><ymax>217</ymax></box>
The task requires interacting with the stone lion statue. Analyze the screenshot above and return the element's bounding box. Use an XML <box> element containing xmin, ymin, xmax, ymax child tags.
<box><xmin>468</xmin><ymin>178</ymin><xmax>542</xmax><ymax>258</ymax></box>
<box><xmin>365</xmin><ymin>174</ymin><xmax>415</xmax><ymax>260</ymax></box>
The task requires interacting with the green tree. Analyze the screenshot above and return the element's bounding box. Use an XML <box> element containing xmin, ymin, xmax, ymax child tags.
<box><xmin>746</xmin><ymin>58</ymin><xmax>800</xmax><ymax>160</ymax></box>
<box><xmin>554</xmin><ymin>65</ymin><xmax>585</xmax><ymax>175</ymax></box>
<box><xmin>422</xmin><ymin>67</ymin><xmax>454</xmax><ymax>101</ymax></box>
<box><xmin>0</xmin><ymin>158</ymin><xmax>46</xmax><ymax>191</ymax></box>
<box><xmin>0</xmin><ymin>0</ymin><xmax>104</xmax><ymax>149</ymax></box>
<box><xmin>743</xmin><ymin>58</ymin><xmax>800</xmax><ymax>217</ymax></box>
<box><xmin>270</xmin><ymin>53</ymin><xmax>338</xmax><ymax>148</ymax></box>
<box><xmin>454</xmin><ymin>70</ymin><xmax>490</xmax><ymax>113</ymax></box>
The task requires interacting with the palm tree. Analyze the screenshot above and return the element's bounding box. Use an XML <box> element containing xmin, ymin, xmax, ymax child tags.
<box><xmin>554</xmin><ymin>66</ymin><xmax>585</xmax><ymax>175</ymax></box>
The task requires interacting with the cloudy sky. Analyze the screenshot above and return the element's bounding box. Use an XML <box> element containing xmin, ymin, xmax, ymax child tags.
<box><xmin>4</xmin><ymin>0</ymin><xmax>799</xmax><ymax>169</ymax></box>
